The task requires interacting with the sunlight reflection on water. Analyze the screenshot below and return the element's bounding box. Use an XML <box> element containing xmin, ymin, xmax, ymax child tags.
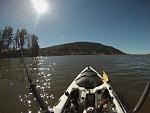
<box><xmin>17</xmin><ymin>56</ymin><xmax>56</xmax><ymax>112</ymax></box>
<box><xmin>0</xmin><ymin>55</ymin><xmax>150</xmax><ymax>113</ymax></box>
<box><xmin>19</xmin><ymin>55</ymin><xmax>150</xmax><ymax>113</ymax></box>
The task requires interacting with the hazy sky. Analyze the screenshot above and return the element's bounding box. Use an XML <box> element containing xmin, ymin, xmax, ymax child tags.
<box><xmin>0</xmin><ymin>0</ymin><xmax>150</xmax><ymax>54</ymax></box>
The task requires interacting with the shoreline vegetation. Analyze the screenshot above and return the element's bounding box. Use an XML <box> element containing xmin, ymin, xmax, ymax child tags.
<box><xmin>0</xmin><ymin>26</ymin><xmax>127</xmax><ymax>58</ymax></box>
<box><xmin>3</xmin><ymin>26</ymin><xmax>148</xmax><ymax>58</ymax></box>
<box><xmin>0</xmin><ymin>26</ymin><xmax>39</xmax><ymax>58</ymax></box>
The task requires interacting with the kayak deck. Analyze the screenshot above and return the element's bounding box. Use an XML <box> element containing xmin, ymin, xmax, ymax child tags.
<box><xmin>53</xmin><ymin>66</ymin><xmax>127</xmax><ymax>113</ymax></box>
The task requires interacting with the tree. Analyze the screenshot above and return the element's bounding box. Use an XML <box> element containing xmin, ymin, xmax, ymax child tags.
<box><xmin>14</xmin><ymin>29</ymin><xmax>20</xmax><ymax>50</ymax></box>
<box><xmin>30</xmin><ymin>34</ymin><xmax>39</xmax><ymax>56</ymax></box>
<box><xmin>0</xmin><ymin>26</ymin><xmax>40</xmax><ymax>57</ymax></box>
<box><xmin>0</xmin><ymin>30</ymin><xmax>3</xmax><ymax>53</ymax></box>
<box><xmin>19</xmin><ymin>29</ymin><xmax>27</xmax><ymax>50</ymax></box>
<box><xmin>1</xmin><ymin>26</ymin><xmax>13</xmax><ymax>51</ymax></box>
<box><xmin>27</xmin><ymin>33</ymin><xmax>31</xmax><ymax>49</ymax></box>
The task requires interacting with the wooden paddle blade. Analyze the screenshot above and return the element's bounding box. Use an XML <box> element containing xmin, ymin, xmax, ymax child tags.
<box><xmin>103</xmin><ymin>71</ymin><xmax>109</xmax><ymax>82</ymax></box>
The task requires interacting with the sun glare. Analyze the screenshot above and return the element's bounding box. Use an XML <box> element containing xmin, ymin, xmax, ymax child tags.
<box><xmin>30</xmin><ymin>0</ymin><xmax>49</xmax><ymax>14</ymax></box>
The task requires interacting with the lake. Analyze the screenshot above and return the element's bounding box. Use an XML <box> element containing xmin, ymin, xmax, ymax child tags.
<box><xmin>0</xmin><ymin>55</ymin><xmax>150</xmax><ymax>113</ymax></box>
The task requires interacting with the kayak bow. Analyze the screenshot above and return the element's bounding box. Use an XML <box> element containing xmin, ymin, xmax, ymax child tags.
<box><xmin>53</xmin><ymin>66</ymin><xmax>128</xmax><ymax>113</ymax></box>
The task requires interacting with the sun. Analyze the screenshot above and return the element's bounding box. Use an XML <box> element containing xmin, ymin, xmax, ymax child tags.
<box><xmin>30</xmin><ymin>0</ymin><xmax>49</xmax><ymax>14</ymax></box>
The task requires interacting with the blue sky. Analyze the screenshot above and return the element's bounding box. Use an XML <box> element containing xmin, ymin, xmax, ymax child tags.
<box><xmin>0</xmin><ymin>0</ymin><xmax>150</xmax><ymax>54</ymax></box>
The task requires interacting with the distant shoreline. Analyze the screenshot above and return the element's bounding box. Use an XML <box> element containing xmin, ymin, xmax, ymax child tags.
<box><xmin>1</xmin><ymin>54</ymin><xmax>150</xmax><ymax>58</ymax></box>
<box><xmin>0</xmin><ymin>53</ymin><xmax>126</xmax><ymax>58</ymax></box>
<box><xmin>1</xmin><ymin>42</ymin><xmax>149</xmax><ymax>58</ymax></box>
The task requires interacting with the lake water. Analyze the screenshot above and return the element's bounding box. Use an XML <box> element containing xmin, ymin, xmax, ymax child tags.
<box><xmin>0</xmin><ymin>55</ymin><xmax>150</xmax><ymax>113</ymax></box>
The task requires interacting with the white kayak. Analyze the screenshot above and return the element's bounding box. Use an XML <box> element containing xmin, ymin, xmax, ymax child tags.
<box><xmin>53</xmin><ymin>66</ymin><xmax>128</xmax><ymax>113</ymax></box>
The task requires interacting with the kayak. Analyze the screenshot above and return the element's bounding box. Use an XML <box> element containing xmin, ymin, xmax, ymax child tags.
<box><xmin>53</xmin><ymin>66</ymin><xmax>128</xmax><ymax>113</ymax></box>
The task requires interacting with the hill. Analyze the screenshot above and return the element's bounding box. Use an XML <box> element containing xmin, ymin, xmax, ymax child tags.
<box><xmin>39</xmin><ymin>42</ymin><xmax>126</xmax><ymax>56</ymax></box>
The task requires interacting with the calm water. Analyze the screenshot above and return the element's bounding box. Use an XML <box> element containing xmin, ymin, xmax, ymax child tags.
<box><xmin>0</xmin><ymin>55</ymin><xmax>150</xmax><ymax>113</ymax></box>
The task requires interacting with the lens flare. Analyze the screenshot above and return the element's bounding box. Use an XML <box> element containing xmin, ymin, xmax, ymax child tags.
<box><xmin>30</xmin><ymin>0</ymin><xmax>48</xmax><ymax>14</ymax></box>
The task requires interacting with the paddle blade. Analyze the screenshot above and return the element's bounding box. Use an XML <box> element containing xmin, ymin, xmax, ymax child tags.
<box><xmin>131</xmin><ymin>82</ymin><xmax>150</xmax><ymax>113</ymax></box>
<box><xmin>103</xmin><ymin>71</ymin><xmax>109</xmax><ymax>82</ymax></box>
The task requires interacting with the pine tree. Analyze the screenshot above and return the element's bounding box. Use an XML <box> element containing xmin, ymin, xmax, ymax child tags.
<box><xmin>0</xmin><ymin>26</ymin><xmax>40</xmax><ymax>57</ymax></box>
<box><xmin>0</xmin><ymin>29</ymin><xmax>3</xmax><ymax>53</ymax></box>
<box><xmin>14</xmin><ymin>29</ymin><xmax>20</xmax><ymax>50</ymax></box>
<box><xmin>31</xmin><ymin>34</ymin><xmax>39</xmax><ymax>56</ymax></box>
<box><xmin>19</xmin><ymin>29</ymin><xmax>27</xmax><ymax>50</ymax></box>
<box><xmin>2</xmin><ymin>26</ymin><xmax>13</xmax><ymax>51</ymax></box>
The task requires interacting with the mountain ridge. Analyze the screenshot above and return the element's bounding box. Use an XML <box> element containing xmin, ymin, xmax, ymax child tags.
<box><xmin>39</xmin><ymin>42</ymin><xmax>126</xmax><ymax>56</ymax></box>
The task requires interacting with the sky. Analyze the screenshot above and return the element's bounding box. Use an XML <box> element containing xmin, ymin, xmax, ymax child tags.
<box><xmin>0</xmin><ymin>0</ymin><xmax>150</xmax><ymax>54</ymax></box>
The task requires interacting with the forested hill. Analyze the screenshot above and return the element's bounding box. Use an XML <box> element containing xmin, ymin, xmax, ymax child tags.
<box><xmin>39</xmin><ymin>42</ymin><xmax>126</xmax><ymax>56</ymax></box>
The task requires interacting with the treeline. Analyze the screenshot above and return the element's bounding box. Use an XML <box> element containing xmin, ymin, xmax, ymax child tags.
<box><xmin>0</xmin><ymin>26</ymin><xmax>39</xmax><ymax>57</ymax></box>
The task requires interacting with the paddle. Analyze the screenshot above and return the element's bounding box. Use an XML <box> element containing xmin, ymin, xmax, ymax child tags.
<box><xmin>102</xmin><ymin>70</ymin><xmax>150</xmax><ymax>113</ymax></box>
<box><xmin>131</xmin><ymin>82</ymin><xmax>150</xmax><ymax>113</ymax></box>
<box><xmin>102</xmin><ymin>71</ymin><xmax>109</xmax><ymax>83</ymax></box>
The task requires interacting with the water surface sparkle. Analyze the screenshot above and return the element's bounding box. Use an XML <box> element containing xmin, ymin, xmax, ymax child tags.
<box><xmin>0</xmin><ymin>55</ymin><xmax>150</xmax><ymax>113</ymax></box>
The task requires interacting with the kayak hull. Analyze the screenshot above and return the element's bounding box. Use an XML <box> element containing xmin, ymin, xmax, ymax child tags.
<box><xmin>53</xmin><ymin>66</ymin><xmax>128</xmax><ymax>113</ymax></box>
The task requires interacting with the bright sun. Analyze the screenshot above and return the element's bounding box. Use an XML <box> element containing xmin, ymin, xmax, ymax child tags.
<box><xmin>30</xmin><ymin>0</ymin><xmax>49</xmax><ymax>14</ymax></box>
